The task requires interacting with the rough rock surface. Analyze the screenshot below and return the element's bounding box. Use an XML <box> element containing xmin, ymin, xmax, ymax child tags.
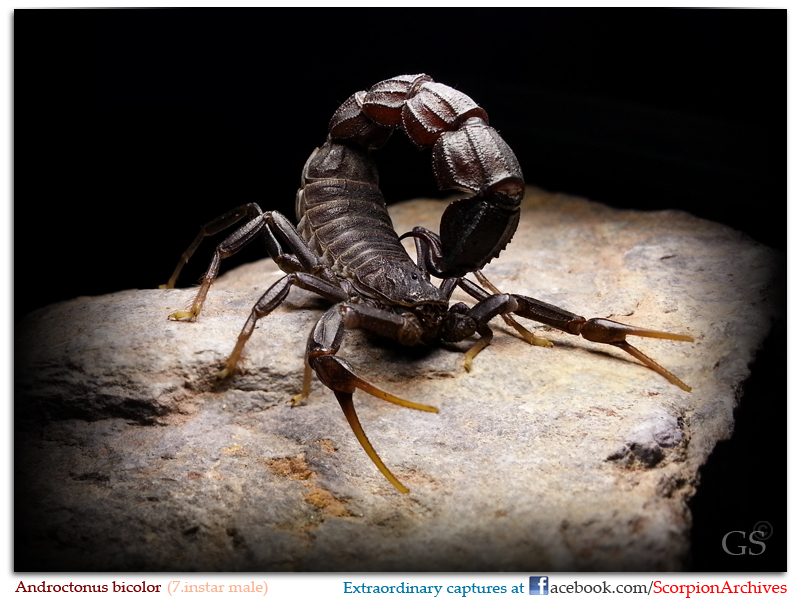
<box><xmin>15</xmin><ymin>187</ymin><xmax>780</xmax><ymax>571</ymax></box>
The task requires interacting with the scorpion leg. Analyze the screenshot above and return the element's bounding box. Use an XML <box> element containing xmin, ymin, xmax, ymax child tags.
<box><xmin>473</xmin><ymin>271</ymin><xmax>554</xmax><ymax>348</ymax></box>
<box><xmin>458</xmin><ymin>293</ymin><xmax>521</xmax><ymax>372</ymax></box>
<box><xmin>160</xmin><ymin>203</ymin><xmax>267</xmax><ymax>291</ymax></box>
<box><xmin>309</xmin><ymin>304</ymin><xmax>438</xmax><ymax>493</ymax></box>
<box><xmin>458</xmin><ymin>277</ymin><xmax>693</xmax><ymax>391</ymax></box>
<box><xmin>164</xmin><ymin>209</ymin><xmax>330</xmax><ymax>321</ymax></box>
<box><xmin>218</xmin><ymin>272</ymin><xmax>348</xmax><ymax>379</ymax></box>
<box><xmin>163</xmin><ymin>209</ymin><xmax>301</xmax><ymax>320</ymax></box>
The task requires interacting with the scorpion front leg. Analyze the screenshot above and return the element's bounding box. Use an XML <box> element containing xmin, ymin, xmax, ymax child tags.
<box><xmin>308</xmin><ymin>304</ymin><xmax>438</xmax><ymax>494</ymax></box>
<box><xmin>439</xmin><ymin>294</ymin><xmax>524</xmax><ymax>373</ymax></box>
<box><xmin>459</xmin><ymin>276</ymin><xmax>694</xmax><ymax>392</ymax></box>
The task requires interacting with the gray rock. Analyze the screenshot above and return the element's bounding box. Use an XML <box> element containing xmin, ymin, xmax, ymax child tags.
<box><xmin>15</xmin><ymin>187</ymin><xmax>780</xmax><ymax>571</ymax></box>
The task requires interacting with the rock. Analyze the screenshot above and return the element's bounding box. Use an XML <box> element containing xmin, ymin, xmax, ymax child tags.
<box><xmin>15</xmin><ymin>187</ymin><xmax>780</xmax><ymax>571</ymax></box>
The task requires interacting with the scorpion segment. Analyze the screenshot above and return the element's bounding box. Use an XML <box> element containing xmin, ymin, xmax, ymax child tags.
<box><xmin>328</xmin><ymin>91</ymin><xmax>394</xmax><ymax>150</ymax></box>
<box><xmin>360</xmin><ymin>74</ymin><xmax>488</xmax><ymax>148</ymax></box>
<box><xmin>359</xmin><ymin>74</ymin><xmax>434</xmax><ymax>128</ymax></box>
<box><xmin>431</xmin><ymin>117</ymin><xmax>524</xmax><ymax>198</ymax></box>
<box><xmin>301</xmin><ymin>140</ymin><xmax>380</xmax><ymax>187</ymax></box>
<box><xmin>400</xmin><ymin>82</ymin><xmax>489</xmax><ymax>148</ymax></box>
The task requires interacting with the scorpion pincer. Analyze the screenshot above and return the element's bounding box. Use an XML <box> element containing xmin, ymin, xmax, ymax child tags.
<box><xmin>161</xmin><ymin>74</ymin><xmax>693</xmax><ymax>493</ymax></box>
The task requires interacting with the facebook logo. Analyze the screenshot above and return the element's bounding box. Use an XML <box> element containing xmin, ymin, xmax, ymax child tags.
<box><xmin>529</xmin><ymin>576</ymin><xmax>549</xmax><ymax>595</ymax></box>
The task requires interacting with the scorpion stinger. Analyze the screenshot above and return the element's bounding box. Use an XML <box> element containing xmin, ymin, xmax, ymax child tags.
<box><xmin>162</xmin><ymin>74</ymin><xmax>694</xmax><ymax>492</ymax></box>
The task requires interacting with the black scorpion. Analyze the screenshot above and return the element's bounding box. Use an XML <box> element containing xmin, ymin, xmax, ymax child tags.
<box><xmin>161</xmin><ymin>74</ymin><xmax>693</xmax><ymax>493</ymax></box>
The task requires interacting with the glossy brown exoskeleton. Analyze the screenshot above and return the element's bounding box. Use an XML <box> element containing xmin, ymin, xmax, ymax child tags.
<box><xmin>161</xmin><ymin>74</ymin><xmax>693</xmax><ymax>493</ymax></box>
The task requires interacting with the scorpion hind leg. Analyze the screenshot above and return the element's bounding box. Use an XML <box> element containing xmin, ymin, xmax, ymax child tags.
<box><xmin>161</xmin><ymin>203</ymin><xmax>270</xmax><ymax>320</ymax></box>
<box><xmin>215</xmin><ymin>270</ymin><xmax>350</xmax><ymax>382</ymax></box>
<box><xmin>215</xmin><ymin>274</ymin><xmax>295</xmax><ymax>379</ymax></box>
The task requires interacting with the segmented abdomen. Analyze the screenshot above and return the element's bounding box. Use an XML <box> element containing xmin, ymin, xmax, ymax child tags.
<box><xmin>296</xmin><ymin>146</ymin><xmax>414</xmax><ymax>278</ymax></box>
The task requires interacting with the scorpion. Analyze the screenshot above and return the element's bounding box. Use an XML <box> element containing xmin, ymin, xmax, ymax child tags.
<box><xmin>161</xmin><ymin>74</ymin><xmax>693</xmax><ymax>493</ymax></box>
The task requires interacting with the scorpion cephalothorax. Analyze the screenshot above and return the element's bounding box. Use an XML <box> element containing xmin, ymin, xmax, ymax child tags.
<box><xmin>161</xmin><ymin>74</ymin><xmax>693</xmax><ymax>493</ymax></box>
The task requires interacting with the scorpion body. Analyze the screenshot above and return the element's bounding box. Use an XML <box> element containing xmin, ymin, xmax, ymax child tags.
<box><xmin>162</xmin><ymin>74</ymin><xmax>693</xmax><ymax>493</ymax></box>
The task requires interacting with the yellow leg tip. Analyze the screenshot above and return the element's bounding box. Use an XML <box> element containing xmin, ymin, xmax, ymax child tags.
<box><xmin>168</xmin><ymin>310</ymin><xmax>196</xmax><ymax>321</ymax></box>
<box><xmin>217</xmin><ymin>368</ymin><xmax>232</xmax><ymax>380</ymax></box>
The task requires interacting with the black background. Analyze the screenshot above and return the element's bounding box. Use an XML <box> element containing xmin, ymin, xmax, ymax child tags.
<box><xmin>16</xmin><ymin>9</ymin><xmax>786</xmax><ymax>571</ymax></box>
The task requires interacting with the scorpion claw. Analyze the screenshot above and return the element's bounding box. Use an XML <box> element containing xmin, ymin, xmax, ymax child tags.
<box><xmin>579</xmin><ymin>318</ymin><xmax>693</xmax><ymax>392</ymax></box>
<box><xmin>611</xmin><ymin>340</ymin><xmax>692</xmax><ymax>392</ymax></box>
<box><xmin>580</xmin><ymin>318</ymin><xmax>694</xmax><ymax>344</ymax></box>
<box><xmin>352</xmin><ymin>377</ymin><xmax>439</xmax><ymax>413</ymax></box>
<box><xmin>312</xmin><ymin>354</ymin><xmax>437</xmax><ymax>492</ymax></box>
<box><xmin>333</xmin><ymin>390</ymin><xmax>410</xmax><ymax>494</ymax></box>
<box><xmin>314</xmin><ymin>354</ymin><xmax>438</xmax><ymax>413</ymax></box>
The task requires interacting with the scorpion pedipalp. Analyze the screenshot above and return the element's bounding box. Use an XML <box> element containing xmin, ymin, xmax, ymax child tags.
<box><xmin>459</xmin><ymin>275</ymin><xmax>694</xmax><ymax>390</ymax></box>
<box><xmin>577</xmin><ymin>318</ymin><xmax>694</xmax><ymax>391</ymax></box>
<box><xmin>309</xmin><ymin>307</ymin><xmax>438</xmax><ymax>494</ymax></box>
